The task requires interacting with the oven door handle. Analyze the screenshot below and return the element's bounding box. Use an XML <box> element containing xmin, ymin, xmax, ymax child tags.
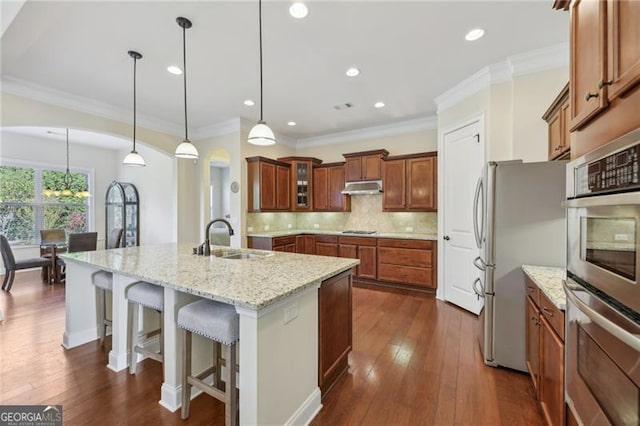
<box><xmin>563</xmin><ymin>280</ymin><xmax>640</xmax><ymax>352</ymax></box>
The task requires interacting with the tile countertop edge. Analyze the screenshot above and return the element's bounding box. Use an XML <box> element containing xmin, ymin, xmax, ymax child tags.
<box><xmin>62</xmin><ymin>252</ymin><xmax>359</xmax><ymax>311</ymax></box>
<box><xmin>247</xmin><ymin>229</ymin><xmax>438</xmax><ymax>240</ymax></box>
<box><xmin>522</xmin><ymin>264</ymin><xmax>567</xmax><ymax>310</ymax></box>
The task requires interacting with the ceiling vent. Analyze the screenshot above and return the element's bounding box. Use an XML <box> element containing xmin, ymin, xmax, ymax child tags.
<box><xmin>333</xmin><ymin>102</ymin><xmax>354</xmax><ymax>110</ymax></box>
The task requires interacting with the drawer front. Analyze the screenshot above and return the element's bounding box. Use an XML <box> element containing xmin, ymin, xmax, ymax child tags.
<box><xmin>315</xmin><ymin>235</ymin><xmax>338</xmax><ymax>244</ymax></box>
<box><xmin>525</xmin><ymin>276</ymin><xmax>540</xmax><ymax>306</ymax></box>
<box><xmin>539</xmin><ymin>291</ymin><xmax>564</xmax><ymax>341</ymax></box>
<box><xmin>273</xmin><ymin>236</ymin><xmax>297</xmax><ymax>247</ymax></box>
<box><xmin>338</xmin><ymin>236</ymin><xmax>377</xmax><ymax>246</ymax></box>
<box><xmin>378</xmin><ymin>247</ymin><xmax>431</xmax><ymax>268</ymax></box>
<box><xmin>378</xmin><ymin>238</ymin><xmax>432</xmax><ymax>250</ymax></box>
<box><xmin>378</xmin><ymin>264</ymin><xmax>433</xmax><ymax>287</ymax></box>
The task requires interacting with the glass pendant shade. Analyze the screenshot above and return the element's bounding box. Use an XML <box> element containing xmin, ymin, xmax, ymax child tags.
<box><xmin>76</xmin><ymin>189</ymin><xmax>91</xmax><ymax>198</ymax></box>
<box><xmin>42</xmin><ymin>188</ymin><xmax>54</xmax><ymax>197</ymax></box>
<box><xmin>248</xmin><ymin>121</ymin><xmax>276</xmax><ymax>146</ymax></box>
<box><xmin>175</xmin><ymin>140</ymin><xmax>199</xmax><ymax>159</ymax></box>
<box><xmin>61</xmin><ymin>188</ymin><xmax>73</xmax><ymax>197</ymax></box>
<box><xmin>123</xmin><ymin>150</ymin><xmax>146</xmax><ymax>166</ymax></box>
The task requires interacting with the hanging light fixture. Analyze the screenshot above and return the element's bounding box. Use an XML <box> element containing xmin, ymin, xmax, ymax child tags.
<box><xmin>174</xmin><ymin>17</ymin><xmax>199</xmax><ymax>159</ymax></box>
<box><xmin>248</xmin><ymin>0</ymin><xmax>276</xmax><ymax>146</ymax></box>
<box><xmin>41</xmin><ymin>129</ymin><xmax>91</xmax><ymax>198</ymax></box>
<box><xmin>123</xmin><ymin>50</ymin><xmax>146</xmax><ymax>167</ymax></box>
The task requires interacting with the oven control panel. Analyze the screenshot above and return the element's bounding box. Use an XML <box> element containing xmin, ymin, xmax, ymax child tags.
<box><xmin>576</xmin><ymin>143</ymin><xmax>640</xmax><ymax>196</ymax></box>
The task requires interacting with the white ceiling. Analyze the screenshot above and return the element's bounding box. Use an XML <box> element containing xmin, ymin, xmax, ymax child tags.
<box><xmin>1</xmin><ymin>1</ymin><xmax>569</xmax><ymax>142</ymax></box>
<box><xmin>2</xmin><ymin>126</ymin><xmax>132</xmax><ymax>150</ymax></box>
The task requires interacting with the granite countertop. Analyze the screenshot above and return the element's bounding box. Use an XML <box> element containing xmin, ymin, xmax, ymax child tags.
<box><xmin>522</xmin><ymin>264</ymin><xmax>566</xmax><ymax>310</ymax></box>
<box><xmin>247</xmin><ymin>229</ymin><xmax>438</xmax><ymax>241</ymax></box>
<box><xmin>62</xmin><ymin>243</ymin><xmax>359</xmax><ymax>311</ymax></box>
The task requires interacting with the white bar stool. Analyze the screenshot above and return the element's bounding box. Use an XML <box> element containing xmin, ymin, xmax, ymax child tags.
<box><xmin>92</xmin><ymin>270</ymin><xmax>113</xmax><ymax>346</ymax></box>
<box><xmin>177</xmin><ymin>299</ymin><xmax>239</xmax><ymax>425</ymax></box>
<box><xmin>126</xmin><ymin>281</ymin><xmax>165</xmax><ymax>374</ymax></box>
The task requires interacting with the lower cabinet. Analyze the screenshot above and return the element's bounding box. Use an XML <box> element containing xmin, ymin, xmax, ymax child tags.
<box><xmin>525</xmin><ymin>276</ymin><xmax>565</xmax><ymax>426</ymax></box>
<box><xmin>338</xmin><ymin>236</ymin><xmax>377</xmax><ymax>280</ymax></box>
<box><xmin>315</xmin><ymin>235</ymin><xmax>339</xmax><ymax>257</ymax></box>
<box><xmin>318</xmin><ymin>269</ymin><xmax>353</xmax><ymax>396</ymax></box>
<box><xmin>247</xmin><ymin>235</ymin><xmax>296</xmax><ymax>252</ymax></box>
<box><xmin>377</xmin><ymin>239</ymin><xmax>436</xmax><ymax>288</ymax></box>
<box><xmin>295</xmin><ymin>234</ymin><xmax>316</xmax><ymax>254</ymax></box>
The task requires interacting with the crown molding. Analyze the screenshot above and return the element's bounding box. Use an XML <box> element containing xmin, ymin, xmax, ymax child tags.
<box><xmin>434</xmin><ymin>43</ymin><xmax>569</xmax><ymax>113</ymax></box>
<box><xmin>296</xmin><ymin>116</ymin><xmax>437</xmax><ymax>148</ymax></box>
<box><xmin>1</xmin><ymin>76</ymin><xmax>184</xmax><ymax>137</ymax></box>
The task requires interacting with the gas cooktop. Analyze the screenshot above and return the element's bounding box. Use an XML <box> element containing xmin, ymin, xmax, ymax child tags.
<box><xmin>341</xmin><ymin>230</ymin><xmax>377</xmax><ymax>235</ymax></box>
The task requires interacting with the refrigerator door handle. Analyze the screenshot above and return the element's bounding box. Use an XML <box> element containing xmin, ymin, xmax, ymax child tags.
<box><xmin>472</xmin><ymin>277</ymin><xmax>485</xmax><ymax>299</ymax></box>
<box><xmin>473</xmin><ymin>176</ymin><xmax>484</xmax><ymax>248</ymax></box>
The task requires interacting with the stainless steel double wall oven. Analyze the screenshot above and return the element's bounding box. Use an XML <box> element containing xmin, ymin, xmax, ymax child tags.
<box><xmin>564</xmin><ymin>129</ymin><xmax>640</xmax><ymax>426</ymax></box>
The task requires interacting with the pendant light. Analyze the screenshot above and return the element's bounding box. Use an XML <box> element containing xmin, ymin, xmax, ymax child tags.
<box><xmin>41</xmin><ymin>129</ymin><xmax>91</xmax><ymax>198</ymax></box>
<box><xmin>174</xmin><ymin>17</ymin><xmax>199</xmax><ymax>159</ymax></box>
<box><xmin>123</xmin><ymin>50</ymin><xmax>146</xmax><ymax>167</ymax></box>
<box><xmin>248</xmin><ymin>0</ymin><xmax>276</xmax><ymax>146</ymax></box>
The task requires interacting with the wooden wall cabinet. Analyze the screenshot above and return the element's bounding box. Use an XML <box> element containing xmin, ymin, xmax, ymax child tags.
<box><xmin>338</xmin><ymin>236</ymin><xmax>377</xmax><ymax>280</ymax></box>
<box><xmin>543</xmin><ymin>83</ymin><xmax>571</xmax><ymax>160</ymax></box>
<box><xmin>377</xmin><ymin>239</ymin><xmax>436</xmax><ymax>289</ymax></box>
<box><xmin>343</xmin><ymin>149</ymin><xmax>389</xmax><ymax>182</ymax></box>
<box><xmin>524</xmin><ymin>276</ymin><xmax>565</xmax><ymax>426</ymax></box>
<box><xmin>568</xmin><ymin>0</ymin><xmax>640</xmax><ymax>157</ymax></box>
<box><xmin>313</xmin><ymin>163</ymin><xmax>351</xmax><ymax>212</ymax></box>
<box><xmin>246</xmin><ymin>157</ymin><xmax>291</xmax><ymax>212</ymax></box>
<box><xmin>382</xmin><ymin>152</ymin><xmax>437</xmax><ymax>212</ymax></box>
<box><xmin>278</xmin><ymin>157</ymin><xmax>322</xmax><ymax>212</ymax></box>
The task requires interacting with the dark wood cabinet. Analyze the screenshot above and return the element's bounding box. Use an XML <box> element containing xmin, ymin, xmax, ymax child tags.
<box><xmin>315</xmin><ymin>235</ymin><xmax>339</xmax><ymax>257</ymax></box>
<box><xmin>338</xmin><ymin>236</ymin><xmax>377</xmax><ymax>280</ymax></box>
<box><xmin>318</xmin><ymin>269</ymin><xmax>352</xmax><ymax>395</ymax></box>
<box><xmin>383</xmin><ymin>152</ymin><xmax>437</xmax><ymax>212</ymax></box>
<box><xmin>568</xmin><ymin>0</ymin><xmax>640</xmax><ymax>157</ymax></box>
<box><xmin>247</xmin><ymin>235</ymin><xmax>296</xmax><ymax>252</ymax></box>
<box><xmin>377</xmin><ymin>239</ymin><xmax>436</xmax><ymax>288</ymax></box>
<box><xmin>278</xmin><ymin>157</ymin><xmax>322</xmax><ymax>212</ymax></box>
<box><xmin>524</xmin><ymin>276</ymin><xmax>565</xmax><ymax>426</ymax></box>
<box><xmin>313</xmin><ymin>163</ymin><xmax>351</xmax><ymax>212</ymax></box>
<box><xmin>543</xmin><ymin>83</ymin><xmax>571</xmax><ymax>160</ymax></box>
<box><xmin>295</xmin><ymin>234</ymin><xmax>316</xmax><ymax>254</ymax></box>
<box><xmin>343</xmin><ymin>149</ymin><xmax>389</xmax><ymax>182</ymax></box>
<box><xmin>246</xmin><ymin>157</ymin><xmax>291</xmax><ymax>212</ymax></box>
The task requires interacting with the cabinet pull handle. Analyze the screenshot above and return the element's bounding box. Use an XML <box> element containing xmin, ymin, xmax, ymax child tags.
<box><xmin>542</xmin><ymin>307</ymin><xmax>554</xmax><ymax>317</ymax></box>
<box><xmin>598</xmin><ymin>80</ymin><xmax>613</xmax><ymax>89</ymax></box>
<box><xmin>585</xmin><ymin>92</ymin><xmax>599</xmax><ymax>101</ymax></box>
<box><xmin>527</xmin><ymin>287</ymin><xmax>535</xmax><ymax>292</ymax></box>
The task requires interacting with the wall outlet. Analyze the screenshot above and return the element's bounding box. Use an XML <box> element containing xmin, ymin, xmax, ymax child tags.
<box><xmin>405</xmin><ymin>227</ymin><xmax>414</xmax><ymax>233</ymax></box>
<box><xmin>264</xmin><ymin>225</ymin><xmax>270</xmax><ymax>231</ymax></box>
<box><xmin>288</xmin><ymin>224</ymin><xmax>292</xmax><ymax>229</ymax></box>
<box><xmin>313</xmin><ymin>224</ymin><xmax>320</xmax><ymax>229</ymax></box>
<box><xmin>247</xmin><ymin>226</ymin><xmax>254</xmax><ymax>232</ymax></box>
<box><xmin>284</xmin><ymin>303</ymin><xmax>298</xmax><ymax>324</ymax></box>
<box><xmin>614</xmin><ymin>233</ymin><xmax>630</xmax><ymax>241</ymax></box>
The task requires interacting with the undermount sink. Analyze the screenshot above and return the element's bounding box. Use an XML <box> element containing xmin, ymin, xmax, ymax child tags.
<box><xmin>209</xmin><ymin>248</ymin><xmax>272</xmax><ymax>260</ymax></box>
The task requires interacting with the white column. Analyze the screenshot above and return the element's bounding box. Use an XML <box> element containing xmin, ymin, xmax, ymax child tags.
<box><xmin>63</xmin><ymin>262</ymin><xmax>99</xmax><ymax>348</ymax></box>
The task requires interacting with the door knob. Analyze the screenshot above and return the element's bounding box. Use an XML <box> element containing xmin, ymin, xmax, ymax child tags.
<box><xmin>443</xmin><ymin>235</ymin><xmax>450</xmax><ymax>241</ymax></box>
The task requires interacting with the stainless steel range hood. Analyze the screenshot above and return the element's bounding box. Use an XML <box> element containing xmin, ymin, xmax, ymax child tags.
<box><xmin>341</xmin><ymin>180</ymin><xmax>383</xmax><ymax>195</ymax></box>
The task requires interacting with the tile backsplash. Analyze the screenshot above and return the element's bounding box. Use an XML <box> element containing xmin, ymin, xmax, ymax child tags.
<box><xmin>247</xmin><ymin>195</ymin><xmax>437</xmax><ymax>234</ymax></box>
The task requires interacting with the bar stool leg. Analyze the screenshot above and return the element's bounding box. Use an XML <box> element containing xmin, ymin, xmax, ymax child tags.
<box><xmin>226</xmin><ymin>343</ymin><xmax>238</xmax><ymax>426</ymax></box>
<box><xmin>181</xmin><ymin>329</ymin><xmax>192</xmax><ymax>420</ymax></box>
<box><xmin>129</xmin><ymin>303</ymin><xmax>139</xmax><ymax>374</ymax></box>
<box><xmin>214</xmin><ymin>341</ymin><xmax>222</xmax><ymax>390</ymax></box>
<box><xmin>96</xmin><ymin>288</ymin><xmax>106</xmax><ymax>346</ymax></box>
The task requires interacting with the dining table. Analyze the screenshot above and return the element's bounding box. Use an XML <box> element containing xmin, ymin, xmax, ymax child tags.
<box><xmin>40</xmin><ymin>242</ymin><xmax>67</xmax><ymax>284</ymax></box>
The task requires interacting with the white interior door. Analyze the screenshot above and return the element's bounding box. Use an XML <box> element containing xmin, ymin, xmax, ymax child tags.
<box><xmin>442</xmin><ymin>118</ymin><xmax>485</xmax><ymax>314</ymax></box>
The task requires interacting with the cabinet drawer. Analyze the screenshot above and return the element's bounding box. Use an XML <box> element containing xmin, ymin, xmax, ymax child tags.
<box><xmin>338</xmin><ymin>236</ymin><xmax>377</xmax><ymax>246</ymax></box>
<box><xmin>378</xmin><ymin>238</ymin><xmax>432</xmax><ymax>250</ymax></box>
<box><xmin>273</xmin><ymin>236</ymin><xmax>296</xmax><ymax>247</ymax></box>
<box><xmin>315</xmin><ymin>235</ymin><xmax>338</xmax><ymax>244</ymax></box>
<box><xmin>539</xmin><ymin>291</ymin><xmax>564</xmax><ymax>341</ymax></box>
<box><xmin>378</xmin><ymin>247</ymin><xmax>431</xmax><ymax>268</ymax></box>
<box><xmin>378</xmin><ymin>264</ymin><xmax>433</xmax><ymax>287</ymax></box>
<box><xmin>525</xmin><ymin>276</ymin><xmax>540</xmax><ymax>306</ymax></box>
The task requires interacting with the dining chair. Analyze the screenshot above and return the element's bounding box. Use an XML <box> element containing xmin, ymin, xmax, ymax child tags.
<box><xmin>1</xmin><ymin>234</ymin><xmax>51</xmax><ymax>292</ymax></box>
<box><xmin>40</xmin><ymin>229</ymin><xmax>67</xmax><ymax>281</ymax></box>
<box><xmin>56</xmin><ymin>232</ymin><xmax>98</xmax><ymax>281</ymax></box>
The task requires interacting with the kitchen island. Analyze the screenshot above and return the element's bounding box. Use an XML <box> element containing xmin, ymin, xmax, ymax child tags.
<box><xmin>61</xmin><ymin>243</ymin><xmax>358</xmax><ymax>425</ymax></box>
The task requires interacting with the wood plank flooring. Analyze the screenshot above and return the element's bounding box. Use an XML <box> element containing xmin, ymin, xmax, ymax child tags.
<box><xmin>0</xmin><ymin>271</ymin><xmax>543</xmax><ymax>425</ymax></box>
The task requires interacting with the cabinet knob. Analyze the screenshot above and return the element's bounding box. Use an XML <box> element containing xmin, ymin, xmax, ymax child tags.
<box><xmin>443</xmin><ymin>235</ymin><xmax>450</xmax><ymax>241</ymax></box>
<box><xmin>585</xmin><ymin>92</ymin><xmax>599</xmax><ymax>101</ymax></box>
<box><xmin>598</xmin><ymin>80</ymin><xmax>613</xmax><ymax>89</ymax></box>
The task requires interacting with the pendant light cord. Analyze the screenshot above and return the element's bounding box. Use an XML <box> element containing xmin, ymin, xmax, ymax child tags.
<box><xmin>182</xmin><ymin>24</ymin><xmax>189</xmax><ymax>142</ymax></box>
<box><xmin>133</xmin><ymin>56</ymin><xmax>137</xmax><ymax>151</ymax></box>
<box><xmin>259</xmin><ymin>0</ymin><xmax>264</xmax><ymax>122</ymax></box>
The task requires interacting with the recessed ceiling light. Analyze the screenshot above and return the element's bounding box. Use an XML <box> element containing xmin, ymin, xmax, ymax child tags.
<box><xmin>287</xmin><ymin>121</ymin><xmax>297</xmax><ymax>126</ymax></box>
<box><xmin>374</xmin><ymin>102</ymin><xmax>385</xmax><ymax>108</ymax></box>
<box><xmin>346</xmin><ymin>67</ymin><xmax>360</xmax><ymax>77</ymax></box>
<box><xmin>167</xmin><ymin>65</ymin><xmax>183</xmax><ymax>75</ymax></box>
<box><xmin>465</xmin><ymin>28</ymin><xmax>485</xmax><ymax>41</ymax></box>
<box><xmin>289</xmin><ymin>2</ymin><xmax>308</xmax><ymax>19</ymax></box>
<box><xmin>244</xmin><ymin>99</ymin><xmax>255</xmax><ymax>106</ymax></box>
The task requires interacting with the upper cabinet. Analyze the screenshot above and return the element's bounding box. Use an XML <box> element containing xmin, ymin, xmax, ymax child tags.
<box><xmin>543</xmin><ymin>83</ymin><xmax>571</xmax><ymax>160</ymax></box>
<box><xmin>313</xmin><ymin>163</ymin><xmax>351</xmax><ymax>212</ymax></box>
<box><xmin>278</xmin><ymin>157</ymin><xmax>323</xmax><ymax>212</ymax></box>
<box><xmin>568</xmin><ymin>0</ymin><xmax>640</xmax><ymax>157</ymax></box>
<box><xmin>343</xmin><ymin>149</ymin><xmax>389</xmax><ymax>182</ymax></box>
<box><xmin>382</xmin><ymin>152</ymin><xmax>437</xmax><ymax>212</ymax></box>
<box><xmin>246</xmin><ymin>156</ymin><xmax>291</xmax><ymax>212</ymax></box>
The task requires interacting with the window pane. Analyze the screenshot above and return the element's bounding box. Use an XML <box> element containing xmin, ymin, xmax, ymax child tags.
<box><xmin>0</xmin><ymin>166</ymin><xmax>34</xmax><ymax>201</ymax></box>
<box><xmin>44</xmin><ymin>204</ymin><xmax>87</xmax><ymax>233</ymax></box>
<box><xmin>0</xmin><ymin>205</ymin><xmax>35</xmax><ymax>245</ymax></box>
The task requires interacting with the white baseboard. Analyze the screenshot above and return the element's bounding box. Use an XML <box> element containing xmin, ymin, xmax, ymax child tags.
<box><xmin>285</xmin><ymin>387</ymin><xmax>322</xmax><ymax>426</ymax></box>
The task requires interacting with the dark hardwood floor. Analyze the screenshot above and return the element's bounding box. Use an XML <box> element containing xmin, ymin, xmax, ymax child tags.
<box><xmin>0</xmin><ymin>271</ymin><xmax>543</xmax><ymax>425</ymax></box>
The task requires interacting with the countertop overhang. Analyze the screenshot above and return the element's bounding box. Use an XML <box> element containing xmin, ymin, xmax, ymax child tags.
<box><xmin>62</xmin><ymin>243</ymin><xmax>359</xmax><ymax>311</ymax></box>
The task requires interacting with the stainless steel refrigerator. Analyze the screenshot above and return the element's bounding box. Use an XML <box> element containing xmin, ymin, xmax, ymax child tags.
<box><xmin>472</xmin><ymin>160</ymin><xmax>566</xmax><ymax>372</ymax></box>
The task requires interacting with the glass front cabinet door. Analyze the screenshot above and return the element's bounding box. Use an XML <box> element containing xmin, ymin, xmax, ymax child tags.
<box><xmin>105</xmin><ymin>182</ymin><xmax>140</xmax><ymax>247</ymax></box>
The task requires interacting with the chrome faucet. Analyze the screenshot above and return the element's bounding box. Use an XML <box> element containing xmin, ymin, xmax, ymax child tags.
<box><xmin>203</xmin><ymin>218</ymin><xmax>235</xmax><ymax>256</ymax></box>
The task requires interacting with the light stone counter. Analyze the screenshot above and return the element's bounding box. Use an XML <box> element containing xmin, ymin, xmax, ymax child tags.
<box><xmin>247</xmin><ymin>229</ymin><xmax>437</xmax><ymax>241</ymax></box>
<box><xmin>522</xmin><ymin>264</ymin><xmax>566</xmax><ymax>310</ymax></box>
<box><xmin>62</xmin><ymin>243</ymin><xmax>358</xmax><ymax>310</ymax></box>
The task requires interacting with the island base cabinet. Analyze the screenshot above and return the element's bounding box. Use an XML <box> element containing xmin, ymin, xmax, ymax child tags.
<box><xmin>318</xmin><ymin>269</ymin><xmax>353</xmax><ymax>396</ymax></box>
